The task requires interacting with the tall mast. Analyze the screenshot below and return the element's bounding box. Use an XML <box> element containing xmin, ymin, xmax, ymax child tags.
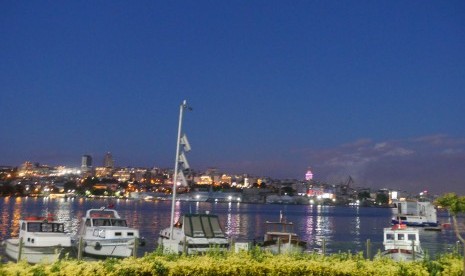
<box><xmin>170</xmin><ymin>100</ymin><xmax>190</xmax><ymax>239</ymax></box>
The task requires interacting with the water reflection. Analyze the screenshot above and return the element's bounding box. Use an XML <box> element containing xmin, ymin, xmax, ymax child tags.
<box><xmin>0</xmin><ymin>198</ymin><xmax>459</xmax><ymax>258</ymax></box>
<box><xmin>11</xmin><ymin>197</ymin><xmax>23</xmax><ymax>237</ymax></box>
<box><xmin>224</xmin><ymin>202</ymin><xmax>242</xmax><ymax>238</ymax></box>
<box><xmin>0</xmin><ymin>197</ymin><xmax>11</xmax><ymax>238</ymax></box>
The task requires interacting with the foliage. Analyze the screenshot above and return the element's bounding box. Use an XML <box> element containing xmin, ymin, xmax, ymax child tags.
<box><xmin>375</xmin><ymin>193</ymin><xmax>389</xmax><ymax>205</ymax></box>
<box><xmin>435</xmin><ymin>193</ymin><xmax>465</xmax><ymax>276</ymax></box>
<box><xmin>0</xmin><ymin>251</ymin><xmax>463</xmax><ymax>276</ymax></box>
<box><xmin>435</xmin><ymin>193</ymin><xmax>465</xmax><ymax>216</ymax></box>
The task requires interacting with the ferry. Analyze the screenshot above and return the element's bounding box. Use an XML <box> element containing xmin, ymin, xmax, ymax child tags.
<box><xmin>391</xmin><ymin>200</ymin><xmax>439</xmax><ymax>227</ymax></box>
<box><xmin>3</xmin><ymin>215</ymin><xmax>72</xmax><ymax>264</ymax></box>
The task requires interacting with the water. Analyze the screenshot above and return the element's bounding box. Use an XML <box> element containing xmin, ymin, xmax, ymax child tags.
<box><xmin>0</xmin><ymin>197</ymin><xmax>459</xmax><ymax>260</ymax></box>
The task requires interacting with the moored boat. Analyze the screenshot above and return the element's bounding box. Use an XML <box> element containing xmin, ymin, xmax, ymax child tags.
<box><xmin>75</xmin><ymin>207</ymin><xmax>143</xmax><ymax>258</ymax></box>
<box><xmin>159</xmin><ymin>100</ymin><xmax>229</xmax><ymax>254</ymax></box>
<box><xmin>391</xmin><ymin>200</ymin><xmax>438</xmax><ymax>227</ymax></box>
<box><xmin>3</xmin><ymin>215</ymin><xmax>72</xmax><ymax>264</ymax></box>
<box><xmin>382</xmin><ymin>224</ymin><xmax>424</xmax><ymax>261</ymax></box>
<box><xmin>261</xmin><ymin>211</ymin><xmax>306</xmax><ymax>254</ymax></box>
<box><xmin>158</xmin><ymin>212</ymin><xmax>229</xmax><ymax>254</ymax></box>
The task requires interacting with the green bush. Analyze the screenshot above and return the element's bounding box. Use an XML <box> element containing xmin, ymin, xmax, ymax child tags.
<box><xmin>0</xmin><ymin>251</ymin><xmax>462</xmax><ymax>276</ymax></box>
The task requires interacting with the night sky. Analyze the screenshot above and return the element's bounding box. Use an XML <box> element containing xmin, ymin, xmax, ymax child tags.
<box><xmin>1</xmin><ymin>1</ymin><xmax>464</xmax><ymax>194</ymax></box>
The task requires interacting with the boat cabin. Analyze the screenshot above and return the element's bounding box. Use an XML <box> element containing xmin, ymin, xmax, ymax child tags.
<box><xmin>263</xmin><ymin>221</ymin><xmax>299</xmax><ymax>243</ymax></box>
<box><xmin>383</xmin><ymin>224</ymin><xmax>422</xmax><ymax>252</ymax></box>
<box><xmin>18</xmin><ymin>216</ymin><xmax>70</xmax><ymax>248</ymax></box>
<box><xmin>84</xmin><ymin>208</ymin><xmax>128</xmax><ymax>227</ymax></box>
<box><xmin>22</xmin><ymin>221</ymin><xmax>65</xmax><ymax>233</ymax></box>
<box><xmin>176</xmin><ymin>214</ymin><xmax>226</xmax><ymax>238</ymax></box>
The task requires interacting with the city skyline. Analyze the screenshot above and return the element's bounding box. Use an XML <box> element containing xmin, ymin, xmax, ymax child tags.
<box><xmin>1</xmin><ymin>1</ymin><xmax>465</xmax><ymax>195</ymax></box>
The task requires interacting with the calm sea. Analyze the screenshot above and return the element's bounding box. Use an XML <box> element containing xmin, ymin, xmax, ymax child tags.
<box><xmin>0</xmin><ymin>197</ymin><xmax>459</xmax><ymax>260</ymax></box>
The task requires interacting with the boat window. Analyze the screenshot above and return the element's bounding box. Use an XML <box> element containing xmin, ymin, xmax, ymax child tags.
<box><xmin>52</xmin><ymin>223</ymin><xmax>64</xmax><ymax>232</ymax></box>
<box><xmin>21</xmin><ymin>222</ymin><xmax>26</xmax><ymax>231</ymax></box>
<box><xmin>408</xmin><ymin>234</ymin><xmax>416</xmax><ymax>241</ymax></box>
<box><xmin>184</xmin><ymin>217</ymin><xmax>193</xmax><ymax>237</ymax></box>
<box><xmin>93</xmin><ymin>219</ymin><xmax>111</xmax><ymax>226</ymax></box>
<box><xmin>386</xmin><ymin>233</ymin><xmax>394</xmax><ymax>240</ymax></box>
<box><xmin>86</xmin><ymin>219</ymin><xmax>91</xmax><ymax>226</ymax></box>
<box><xmin>89</xmin><ymin>210</ymin><xmax>116</xmax><ymax>218</ymax></box>
<box><xmin>190</xmin><ymin>216</ymin><xmax>205</xmax><ymax>238</ymax></box>
<box><xmin>41</xmin><ymin>223</ymin><xmax>54</xmax><ymax>232</ymax></box>
<box><xmin>209</xmin><ymin>216</ymin><xmax>225</xmax><ymax>238</ymax></box>
<box><xmin>201</xmin><ymin>216</ymin><xmax>214</xmax><ymax>238</ymax></box>
<box><xmin>111</xmin><ymin>219</ymin><xmax>127</xmax><ymax>227</ymax></box>
<box><xmin>397</xmin><ymin>234</ymin><xmax>405</xmax><ymax>240</ymax></box>
<box><xmin>27</xmin><ymin>222</ymin><xmax>41</xmax><ymax>232</ymax></box>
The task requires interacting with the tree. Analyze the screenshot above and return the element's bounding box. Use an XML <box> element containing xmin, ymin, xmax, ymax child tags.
<box><xmin>64</xmin><ymin>181</ymin><xmax>77</xmax><ymax>192</ymax></box>
<box><xmin>435</xmin><ymin>193</ymin><xmax>465</xmax><ymax>276</ymax></box>
<box><xmin>358</xmin><ymin>191</ymin><xmax>370</xmax><ymax>201</ymax></box>
<box><xmin>375</xmin><ymin>193</ymin><xmax>389</xmax><ymax>205</ymax></box>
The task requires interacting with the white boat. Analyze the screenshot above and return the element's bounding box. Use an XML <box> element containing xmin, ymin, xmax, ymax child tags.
<box><xmin>158</xmin><ymin>212</ymin><xmax>229</xmax><ymax>254</ymax></box>
<box><xmin>159</xmin><ymin>100</ymin><xmax>229</xmax><ymax>254</ymax></box>
<box><xmin>382</xmin><ymin>224</ymin><xmax>424</xmax><ymax>261</ymax></box>
<box><xmin>3</xmin><ymin>215</ymin><xmax>72</xmax><ymax>264</ymax></box>
<box><xmin>261</xmin><ymin>212</ymin><xmax>306</xmax><ymax>254</ymax></box>
<box><xmin>76</xmin><ymin>207</ymin><xmax>143</xmax><ymax>258</ymax></box>
<box><xmin>391</xmin><ymin>200</ymin><xmax>438</xmax><ymax>227</ymax></box>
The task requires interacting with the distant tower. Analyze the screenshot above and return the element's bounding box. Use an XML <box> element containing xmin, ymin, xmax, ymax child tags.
<box><xmin>305</xmin><ymin>168</ymin><xmax>313</xmax><ymax>181</ymax></box>
<box><xmin>81</xmin><ymin>155</ymin><xmax>92</xmax><ymax>168</ymax></box>
<box><xmin>81</xmin><ymin>155</ymin><xmax>93</xmax><ymax>176</ymax></box>
<box><xmin>104</xmin><ymin>152</ymin><xmax>114</xmax><ymax>168</ymax></box>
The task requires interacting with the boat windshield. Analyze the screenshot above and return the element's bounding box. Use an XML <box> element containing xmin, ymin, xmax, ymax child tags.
<box><xmin>92</xmin><ymin>218</ymin><xmax>127</xmax><ymax>227</ymax></box>
<box><xmin>183</xmin><ymin>214</ymin><xmax>225</xmax><ymax>238</ymax></box>
<box><xmin>27</xmin><ymin>222</ymin><xmax>65</xmax><ymax>233</ymax></box>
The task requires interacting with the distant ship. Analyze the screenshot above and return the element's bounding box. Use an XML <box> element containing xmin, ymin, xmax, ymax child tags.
<box><xmin>391</xmin><ymin>200</ymin><xmax>439</xmax><ymax>227</ymax></box>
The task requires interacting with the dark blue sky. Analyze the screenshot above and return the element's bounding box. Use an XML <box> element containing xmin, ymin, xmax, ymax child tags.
<box><xmin>1</xmin><ymin>1</ymin><xmax>464</xmax><ymax>194</ymax></box>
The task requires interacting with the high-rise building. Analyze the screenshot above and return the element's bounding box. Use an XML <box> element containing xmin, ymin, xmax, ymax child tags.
<box><xmin>81</xmin><ymin>155</ymin><xmax>92</xmax><ymax>168</ymax></box>
<box><xmin>81</xmin><ymin>155</ymin><xmax>93</xmax><ymax>176</ymax></box>
<box><xmin>104</xmin><ymin>152</ymin><xmax>114</xmax><ymax>168</ymax></box>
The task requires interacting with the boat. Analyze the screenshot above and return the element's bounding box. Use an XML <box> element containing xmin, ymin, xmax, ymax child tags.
<box><xmin>382</xmin><ymin>224</ymin><xmax>424</xmax><ymax>261</ymax></box>
<box><xmin>391</xmin><ymin>200</ymin><xmax>439</xmax><ymax>227</ymax></box>
<box><xmin>3</xmin><ymin>214</ymin><xmax>72</xmax><ymax>264</ymax></box>
<box><xmin>261</xmin><ymin>211</ymin><xmax>306</xmax><ymax>254</ymax></box>
<box><xmin>159</xmin><ymin>100</ymin><xmax>229</xmax><ymax>254</ymax></box>
<box><xmin>158</xmin><ymin>212</ymin><xmax>229</xmax><ymax>254</ymax></box>
<box><xmin>75</xmin><ymin>207</ymin><xmax>144</xmax><ymax>258</ymax></box>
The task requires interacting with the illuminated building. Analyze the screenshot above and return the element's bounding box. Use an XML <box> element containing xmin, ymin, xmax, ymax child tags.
<box><xmin>104</xmin><ymin>152</ymin><xmax>114</xmax><ymax>168</ymax></box>
<box><xmin>305</xmin><ymin>168</ymin><xmax>313</xmax><ymax>181</ymax></box>
<box><xmin>95</xmin><ymin>167</ymin><xmax>113</xmax><ymax>178</ymax></box>
<box><xmin>81</xmin><ymin>155</ymin><xmax>92</xmax><ymax>169</ymax></box>
<box><xmin>81</xmin><ymin>155</ymin><xmax>93</xmax><ymax>176</ymax></box>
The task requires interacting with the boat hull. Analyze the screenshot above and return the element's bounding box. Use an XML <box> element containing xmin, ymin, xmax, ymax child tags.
<box><xmin>391</xmin><ymin>218</ymin><xmax>439</xmax><ymax>227</ymax></box>
<box><xmin>382</xmin><ymin>249</ymin><xmax>424</xmax><ymax>261</ymax></box>
<box><xmin>81</xmin><ymin>238</ymin><xmax>136</xmax><ymax>258</ymax></box>
<box><xmin>4</xmin><ymin>239</ymin><xmax>68</xmax><ymax>264</ymax></box>
<box><xmin>262</xmin><ymin>241</ymin><xmax>305</xmax><ymax>254</ymax></box>
<box><xmin>158</xmin><ymin>236</ymin><xmax>229</xmax><ymax>255</ymax></box>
